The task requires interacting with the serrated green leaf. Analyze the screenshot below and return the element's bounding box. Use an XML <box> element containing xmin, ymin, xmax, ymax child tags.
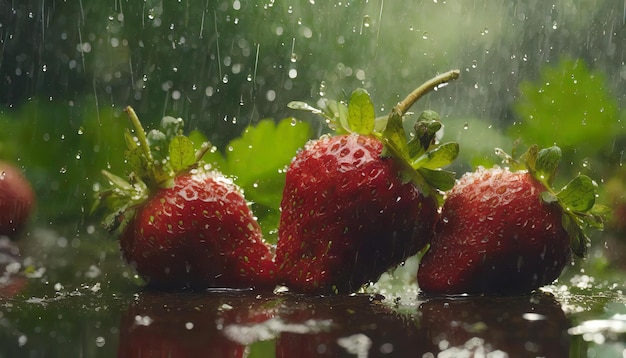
<box><xmin>418</xmin><ymin>168</ymin><xmax>456</xmax><ymax>192</ymax></box>
<box><xmin>169</xmin><ymin>135</ymin><xmax>196</xmax><ymax>173</ymax></box>
<box><xmin>126</xmin><ymin>146</ymin><xmax>146</xmax><ymax>178</ymax></box>
<box><xmin>347</xmin><ymin>88</ymin><xmax>375</xmax><ymax>135</ymax></box>
<box><xmin>557</xmin><ymin>175</ymin><xmax>596</xmax><ymax>213</ymax></box>
<box><xmin>224</xmin><ymin>118</ymin><xmax>311</xmax><ymax>206</ymax></box>
<box><xmin>411</xmin><ymin>142</ymin><xmax>459</xmax><ymax>170</ymax></box>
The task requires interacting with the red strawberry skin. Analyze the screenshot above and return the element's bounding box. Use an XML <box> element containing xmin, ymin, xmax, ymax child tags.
<box><xmin>0</xmin><ymin>161</ymin><xmax>35</xmax><ymax>237</ymax></box>
<box><xmin>418</xmin><ymin>167</ymin><xmax>571</xmax><ymax>295</ymax></box>
<box><xmin>276</xmin><ymin>134</ymin><xmax>438</xmax><ymax>294</ymax></box>
<box><xmin>120</xmin><ymin>169</ymin><xmax>276</xmax><ymax>290</ymax></box>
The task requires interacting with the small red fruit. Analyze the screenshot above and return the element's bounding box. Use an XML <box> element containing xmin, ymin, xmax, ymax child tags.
<box><xmin>276</xmin><ymin>71</ymin><xmax>460</xmax><ymax>294</ymax></box>
<box><xmin>276</xmin><ymin>134</ymin><xmax>438</xmax><ymax>294</ymax></box>
<box><xmin>0</xmin><ymin>161</ymin><xmax>34</xmax><ymax>237</ymax></box>
<box><xmin>96</xmin><ymin>107</ymin><xmax>276</xmax><ymax>290</ymax></box>
<box><xmin>418</xmin><ymin>146</ymin><xmax>605</xmax><ymax>295</ymax></box>
<box><xmin>120</xmin><ymin>170</ymin><xmax>275</xmax><ymax>290</ymax></box>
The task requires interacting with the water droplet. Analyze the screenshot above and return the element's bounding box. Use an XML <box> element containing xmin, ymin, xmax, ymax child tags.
<box><xmin>362</xmin><ymin>15</ymin><xmax>371</xmax><ymax>28</ymax></box>
<box><xmin>222</xmin><ymin>74</ymin><xmax>229</xmax><ymax>83</ymax></box>
<box><xmin>463</xmin><ymin>122</ymin><xmax>469</xmax><ymax>130</ymax></box>
<box><xmin>319</xmin><ymin>81</ymin><xmax>327</xmax><ymax>96</ymax></box>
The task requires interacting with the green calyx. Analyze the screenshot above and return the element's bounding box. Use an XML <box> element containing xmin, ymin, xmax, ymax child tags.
<box><xmin>288</xmin><ymin>70</ymin><xmax>461</xmax><ymax>204</ymax></box>
<box><xmin>93</xmin><ymin>106</ymin><xmax>211</xmax><ymax>232</ymax></box>
<box><xmin>498</xmin><ymin>144</ymin><xmax>609</xmax><ymax>258</ymax></box>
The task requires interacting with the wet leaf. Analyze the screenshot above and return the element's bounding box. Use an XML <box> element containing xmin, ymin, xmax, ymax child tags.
<box><xmin>169</xmin><ymin>135</ymin><xmax>196</xmax><ymax>173</ymax></box>
<box><xmin>557</xmin><ymin>175</ymin><xmax>596</xmax><ymax>213</ymax></box>
<box><xmin>347</xmin><ymin>88</ymin><xmax>375</xmax><ymax>135</ymax></box>
<box><xmin>381</xmin><ymin>110</ymin><xmax>409</xmax><ymax>160</ymax></box>
<box><xmin>411</xmin><ymin>142</ymin><xmax>459</xmax><ymax>170</ymax></box>
<box><xmin>418</xmin><ymin>168</ymin><xmax>456</xmax><ymax>192</ymax></box>
<box><xmin>534</xmin><ymin>146</ymin><xmax>562</xmax><ymax>186</ymax></box>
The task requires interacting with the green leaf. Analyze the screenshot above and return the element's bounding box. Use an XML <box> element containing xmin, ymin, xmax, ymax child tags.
<box><xmin>224</xmin><ymin>118</ymin><xmax>311</xmax><ymax>207</ymax></box>
<box><xmin>534</xmin><ymin>146</ymin><xmax>562</xmax><ymax>186</ymax></box>
<box><xmin>411</xmin><ymin>142</ymin><xmax>459</xmax><ymax>170</ymax></box>
<box><xmin>381</xmin><ymin>110</ymin><xmax>409</xmax><ymax>160</ymax></box>
<box><xmin>563</xmin><ymin>213</ymin><xmax>589</xmax><ymax>257</ymax></box>
<box><xmin>557</xmin><ymin>175</ymin><xmax>596</xmax><ymax>213</ymax></box>
<box><xmin>325</xmin><ymin>99</ymin><xmax>349</xmax><ymax>133</ymax></box>
<box><xmin>169</xmin><ymin>135</ymin><xmax>196</xmax><ymax>173</ymax></box>
<box><xmin>418</xmin><ymin>168</ymin><xmax>456</xmax><ymax>192</ymax></box>
<box><xmin>217</xmin><ymin>118</ymin><xmax>310</xmax><ymax>244</ymax></box>
<box><xmin>347</xmin><ymin>88</ymin><xmax>375</xmax><ymax>135</ymax></box>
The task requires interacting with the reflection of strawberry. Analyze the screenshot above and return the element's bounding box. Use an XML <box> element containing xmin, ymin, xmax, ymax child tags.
<box><xmin>418</xmin><ymin>292</ymin><xmax>570</xmax><ymax>357</ymax></box>
<box><xmin>95</xmin><ymin>107</ymin><xmax>275</xmax><ymax>290</ymax></box>
<box><xmin>117</xmin><ymin>292</ymin><xmax>276</xmax><ymax>358</ymax></box>
<box><xmin>275</xmin><ymin>294</ymin><xmax>422</xmax><ymax>358</ymax></box>
<box><xmin>418</xmin><ymin>146</ymin><xmax>606</xmax><ymax>294</ymax></box>
<box><xmin>0</xmin><ymin>161</ymin><xmax>34</xmax><ymax>237</ymax></box>
<box><xmin>277</xmin><ymin>71</ymin><xmax>460</xmax><ymax>294</ymax></box>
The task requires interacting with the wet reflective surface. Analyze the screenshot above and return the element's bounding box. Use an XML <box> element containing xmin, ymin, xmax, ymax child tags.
<box><xmin>0</xmin><ymin>227</ymin><xmax>624</xmax><ymax>357</ymax></box>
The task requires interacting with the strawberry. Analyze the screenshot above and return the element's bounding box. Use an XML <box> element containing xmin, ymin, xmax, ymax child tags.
<box><xmin>95</xmin><ymin>107</ymin><xmax>276</xmax><ymax>290</ymax></box>
<box><xmin>0</xmin><ymin>160</ymin><xmax>35</xmax><ymax>237</ymax></box>
<box><xmin>276</xmin><ymin>70</ymin><xmax>460</xmax><ymax>294</ymax></box>
<box><xmin>418</xmin><ymin>145</ymin><xmax>607</xmax><ymax>295</ymax></box>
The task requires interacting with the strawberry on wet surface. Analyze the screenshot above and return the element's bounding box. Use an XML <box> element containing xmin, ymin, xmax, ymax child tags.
<box><xmin>96</xmin><ymin>107</ymin><xmax>276</xmax><ymax>290</ymax></box>
<box><xmin>120</xmin><ymin>169</ymin><xmax>275</xmax><ymax>290</ymax></box>
<box><xmin>418</xmin><ymin>146</ymin><xmax>606</xmax><ymax>295</ymax></box>
<box><xmin>276</xmin><ymin>71</ymin><xmax>460</xmax><ymax>294</ymax></box>
<box><xmin>277</xmin><ymin>133</ymin><xmax>438</xmax><ymax>294</ymax></box>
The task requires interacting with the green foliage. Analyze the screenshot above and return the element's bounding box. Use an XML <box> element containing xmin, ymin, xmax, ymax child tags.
<box><xmin>347</xmin><ymin>88</ymin><xmax>376</xmax><ymax>135</ymax></box>
<box><xmin>0</xmin><ymin>99</ymin><xmax>128</xmax><ymax>222</ymax></box>
<box><xmin>510</xmin><ymin>58</ymin><xmax>624</xmax><ymax>174</ymax></box>
<box><xmin>212</xmin><ymin>118</ymin><xmax>312</xmax><ymax>243</ymax></box>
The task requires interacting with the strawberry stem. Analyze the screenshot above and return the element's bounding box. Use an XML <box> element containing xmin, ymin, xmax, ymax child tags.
<box><xmin>125</xmin><ymin>106</ymin><xmax>154</xmax><ymax>165</ymax></box>
<box><xmin>395</xmin><ymin>69</ymin><xmax>460</xmax><ymax>115</ymax></box>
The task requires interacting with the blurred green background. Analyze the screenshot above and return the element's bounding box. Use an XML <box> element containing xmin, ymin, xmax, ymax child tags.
<box><xmin>1</xmin><ymin>0</ymin><xmax>626</xmax><ymax>356</ymax></box>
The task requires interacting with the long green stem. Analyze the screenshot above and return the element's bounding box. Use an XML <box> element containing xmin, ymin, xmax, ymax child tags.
<box><xmin>125</xmin><ymin>106</ymin><xmax>154</xmax><ymax>164</ymax></box>
<box><xmin>395</xmin><ymin>69</ymin><xmax>460</xmax><ymax>115</ymax></box>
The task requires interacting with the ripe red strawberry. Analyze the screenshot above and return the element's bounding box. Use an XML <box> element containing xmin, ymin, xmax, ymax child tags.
<box><xmin>418</xmin><ymin>145</ymin><xmax>606</xmax><ymax>295</ymax></box>
<box><xmin>95</xmin><ymin>107</ymin><xmax>276</xmax><ymax>290</ymax></box>
<box><xmin>0</xmin><ymin>161</ymin><xmax>35</xmax><ymax>237</ymax></box>
<box><xmin>276</xmin><ymin>71</ymin><xmax>460</xmax><ymax>294</ymax></box>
